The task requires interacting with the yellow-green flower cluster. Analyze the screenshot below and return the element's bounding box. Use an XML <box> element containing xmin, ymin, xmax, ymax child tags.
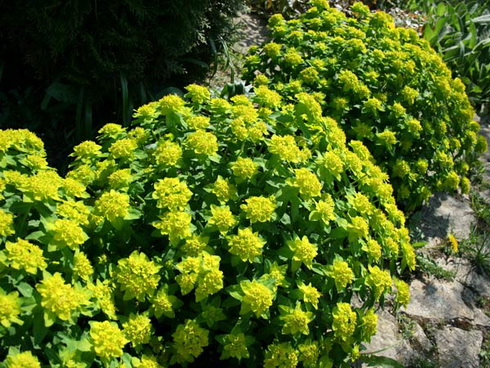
<box><xmin>231</xmin><ymin>157</ymin><xmax>258</xmax><ymax>180</ymax></box>
<box><xmin>73</xmin><ymin>252</ymin><xmax>94</xmax><ymax>281</ymax></box>
<box><xmin>288</xmin><ymin>236</ymin><xmax>317</xmax><ymax>269</ymax></box>
<box><xmin>332</xmin><ymin>302</ymin><xmax>357</xmax><ymax>341</ymax></box>
<box><xmin>4</xmin><ymin>351</ymin><xmax>41</xmax><ymax>368</ymax></box>
<box><xmin>212</xmin><ymin>176</ymin><xmax>237</xmax><ymax>203</ymax></box>
<box><xmin>254</xmin><ymin>85</ymin><xmax>282</xmax><ymax>109</ymax></box>
<box><xmin>220</xmin><ymin>332</ymin><xmax>250</xmax><ymax>360</ymax></box>
<box><xmin>114</xmin><ymin>251</ymin><xmax>161</xmax><ymax>301</ymax></box>
<box><xmin>108</xmin><ymin>168</ymin><xmax>133</xmax><ymax>189</ymax></box>
<box><xmin>240</xmin><ymin>280</ymin><xmax>275</xmax><ymax>317</ymax></box>
<box><xmin>88</xmin><ymin>280</ymin><xmax>117</xmax><ymax>319</ymax></box>
<box><xmin>90</xmin><ymin>321</ymin><xmax>128</xmax><ymax>360</ymax></box>
<box><xmin>187</xmin><ymin>116</ymin><xmax>210</xmax><ymax>130</ymax></box>
<box><xmin>56</xmin><ymin>200</ymin><xmax>90</xmax><ymax>226</ymax></box>
<box><xmin>395</xmin><ymin>278</ymin><xmax>410</xmax><ymax>307</ymax></box>
<box><xmin>36</xmin><ymin>273</ymin><xmax>90</xmax><ymax>325</ymax></box>
<box><xmin>94</xmin><ymin>190</ymin><xmax>130</xmax><ymax>223</ymax></box>
<box><xmin>311</xmin><ymin>194</ymin><xmax>336</xmax><ymax>224</ymax></box>
<box><xmin>186</xmin><ymin>130</ymin><xmax>219</xmax><ymax>156</ymax></box>
<box><xmin>289</xmin><ymin>168</ymin><xmax>322</xmax><ymax>198</ymax></box>
<box><xmin>153</xmin><ymin>210</ymin><xmax>192</xmax><ymax>241</ymax></box>
<box><xmin>207</xmin><ymin>205</ymin><xmax>237</xmax><ymax>233</ymax></box>
<box><xmin>24</xmin><ymin>170</ymin><xmax>63</xmax><ymax>202</ymax></box>
<box><xmin>0</xmin><ymin>289</ymin><xmax>23</xmax><ymax>328</ymax></box>
<box><xmin>176</xmin><ymin>252</ymin><xmax>223</xmax><ymax>302</ymax></box>
<box><xmin>132</xmin><ymin>355</ymin><xmax>164</xmax><ymax>368</ymax></box>
<box><xmin>268</xmin><ymin>135</ymin><xmax>306</xmax><ymax>163</ymax></box>
<box><xmin>280</xmin><ymin>304</ymin><xmax>314</xmax><ymax>335</ymax></box>
<box><xmin>361</xmin><ymin>308</ymin><xmax>378</xmax><ymax>341</ymax></box>
<box><xmin>159</xmin><ymin>94</ymin><xmax>187</xmax><ymax>116</ymax></box>
<box><xmin>123</xmin><ymin>314</ymin><xmax>152</xmax><ymax>347</ymax></box>
<box><xmin>72</xmin><ymin>141</ymin><xmax>102</xmax><ymax>161</ymax></box>
<box><xmin>50</xmin><ymin>218</ymin><xmax>87</xmax><ymax>250</ymax></box>
<box><xmin>154</xmin><ymin>140</ymin><xmax>182</xmax><ymax>167</ymax></box>
<box><xmin>241</xmin><ymin>196</ymin><xmax>276</xmax><ymax>223</ymax></box>
<box><xmin>329</xmin><ymin>259</ymin><xmax>354</xmax><ymax>291</ymax></box>
<box><xmin>0</xmin><ymin>128</ymin><xmax>44</xmax><ymax>152</ymax></box>
<box><xmin>298</xmin><ymin>282</ymin><xmax>321</xmax><ymax>309</ymax></box>
<box><xmin>347</xmin><ymin>216</ymin><xmax>369</xmax><ymax>240</ymax></box>
<box><xmin>171</xmin><ymin>320</ymin><xmax>209</xmax><ymax>363</ymax></box>
<box><xmin>151</xmin><ymin>287</ymin><xmax>179</xmax><ymax>318</ymax></box>
<box><xmin>264</xmin><ymin>342</ymin><xmax>299</xmax><ymax>368</ymax></box>
<box><xmin>366</xmin><ymin>265</ymin><xmax>392</xmax><ymax>300</ymax></box>
<box><xmin>109</xmin><ymin>138</ymin><xmax>138</xmax><ymax>159</ymax></box>
<box><xmin>185</xmin><ymin>84</ymin><xmax>211</xmax><ymax>104</ymax></box>
<box><xmin>153</xmin><ymin>177</ymin><xmax>192</xmax><ymax>210</ymax></box>
<box><xmin>227</xmin><ymin>227</ymin><xmax>266</xmax><ymax>262</ymax></box>
<box><xmin>4</xmin><ymin>239</ymin><xmax>46</xmax><ymax>274</ymax></box>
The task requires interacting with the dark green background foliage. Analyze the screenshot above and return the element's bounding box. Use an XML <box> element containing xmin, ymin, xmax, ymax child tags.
<box><xmin>0</xmin><ymin>0</ymin><xmax>244</xmax><ymax>169</ymax></box>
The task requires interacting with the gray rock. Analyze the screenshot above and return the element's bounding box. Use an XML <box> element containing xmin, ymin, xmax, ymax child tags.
<box><xmin>481</xmin><ymin>188</ymin><xmax>490</xmax><ymax>205</ymax></box>
<box><xmin>404</xmin><ymin>279</ymin><xmax>490</xmax><ymax>326</ymax></box>
<box><xmin>435</xmin><ymin>326</ymin><xmax>483</xmax><ymax>368</ymax></box>
<box><xmin>361</xmin><ymin>310</ymin><xmax>414</xmax><ymax>366</ymax></box>
<box><xmin>436</xmin><ymin>257</ymin><xmax>490</xmax><ymax>298</ymax></box>
<box><xmin>413</xmin><ymin>194</ymin><xmax>475</xmax><ymax>247</ymax></box>
<box><xmin>233</xmin><ymin>12</ymin><xmax>269</xmax><ymax>54</ymax></box>
<box><xmin>410</xmin><ymin>321</ymin><xmax>432</xmax><ymax>353</ymax></box>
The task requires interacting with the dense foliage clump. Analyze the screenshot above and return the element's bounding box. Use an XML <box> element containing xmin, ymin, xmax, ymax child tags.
<box><xmin>242</xmin><ymin>0</ymin><xmax>487</xmax><ymax>210</ymax></box>
<box><xmin>0</xmin><ymin>84</ymin><xmax>415</xmax><ymax>367</ymax></box>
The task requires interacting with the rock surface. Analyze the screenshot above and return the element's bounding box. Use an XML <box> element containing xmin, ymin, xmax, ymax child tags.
<box><xmin>437</xmin><ymin>257</ymin><xmax>490</xmax><ymax>298</ymax></box>
<box><xmin>233</xmin><ymin>12</ymin><xmax>269</xmax><ymax>54</ymax></box>
<box><xmin>362</xmin><ymin>310</ymin><xmax>414</xmax><ymax>365</ymax></box>
<box><xmin>414</xmin><ymin>193</ymin><xmax>475</xmax><ymax>246</ymax></box>
<box><xmin>435</xmin><ymin>327</ymin><xmax>483</xmax><ymax>368</ymax></box>
<box><xmin>404</xmin><ymin>279</ymin><xmax>490</xmax><ymax>327</ymax></box>
<box><xmin>410</xmin><ymin>321</ymin><xmax>431</xmax><ymax>354</ymax></box>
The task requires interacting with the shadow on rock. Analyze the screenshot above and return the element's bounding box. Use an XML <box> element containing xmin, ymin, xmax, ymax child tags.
<box><xmin>410</xmin><ymin>192</ymin><xmax>474</xmax><ymax>246</ymax></box>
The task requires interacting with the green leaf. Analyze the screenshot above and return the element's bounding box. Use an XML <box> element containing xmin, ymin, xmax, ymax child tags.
<box><xmin>215</xmin><ymin>334</ymin><xmax>227</xmax><ymax>345</ymax></box>
<box><xmin>121</xmin><ymin>353</ymin><xmax>133</xmax><ymax>368</ymax></box>
<box><xmin>46</xmin><ymin>82</ymin><xmax>79</xmax><ymax>104</ymax></box>
<box><xmin>77</xmin><ymin>338</ymin><xmax>93</xmax><ymax>352</ymax></box>
<box><xmin>25</xmin><ymin>231</ymin><xmax>47</xmax><ymax>242</ymax></box>
<box><xmin>436</xmin><ymin>3</ymin><xmax>447</xmax><ymax>17</ymax></box>
<box><xmin>43</xmin><ymin>311</ymin><xmax>56</xmax><ymax>327</ymax></box>
<box><xmin>181</xmin><ymin>57</ymin><xmax>209</xmax><ymax>69</ymax></box>
<box><xmin>33</xmin><ymin>313</ymin><xmax>49</xmax><ymax>345</ymax></box>
<box><xmin>311</xmin><ymin>264</ymin><xmax>327</xmax><ymax>276</ymax></box>
<box><xmin>124</xmin><ymin>208</ymin><xmax>142</xmax><ymax>220</ymax></box>
<box><xmin>120</xmin><ymin>73</ymin><xmax>130</xmax><ymax>127</ymax></box>
<box><xmin>228</xmin><ymin>291</ymin><xmax>243</xmax><ymax>301</ymax></box>
<box><xmin>45</xmin><ymin>347</ymin><xmax>62</xmax><ymax>365</ymax></box>
<box><xmin>423</xmin><ymin>25</ymin><xmax>437</xmax><ymax>43</ymax></box>
<box><xmin>360</xmin><ymin>354</ymin><xmax>405</xmax><ymax>368</ymax></box>
<box><xmin>17</xmin><ymin>282</ymin><xmax>33</xmax><ymax>297</ymax></box>
<box><xmin>473</xmin><ymin>14</ymin><xmax>490</xmax><ymax>24</ymax></box>
<box><xmin>239</xmin><ymin>303</ymin><xmax>252</xmax><ymax>316</ymax></box>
